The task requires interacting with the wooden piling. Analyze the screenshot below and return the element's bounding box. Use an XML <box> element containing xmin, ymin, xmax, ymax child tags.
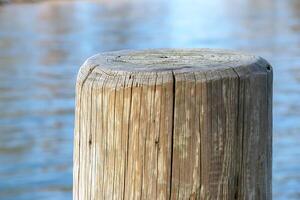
<box><xmin>73</xmin><ymin>49</ymin><xmax>272</xmax><ymax>200</ymax></box>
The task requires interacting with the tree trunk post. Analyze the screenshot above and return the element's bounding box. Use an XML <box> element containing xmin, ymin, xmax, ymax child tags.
<box><xmin>73</xmin><ymin>49</ymin><xmax>272</xmax><ymax>200</ymax></box>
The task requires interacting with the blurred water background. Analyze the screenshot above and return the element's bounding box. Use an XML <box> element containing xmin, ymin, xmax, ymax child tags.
<box><xmin>0</xmin><ymin>0</ymin><xmax>299</xmax><ymax>199</ymax></box>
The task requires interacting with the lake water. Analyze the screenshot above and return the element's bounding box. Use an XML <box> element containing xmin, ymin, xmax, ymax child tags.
<box><xmin>0</xmin><ymin>0</ymin><xmax>299</xmax><ymax>199</ymax></box>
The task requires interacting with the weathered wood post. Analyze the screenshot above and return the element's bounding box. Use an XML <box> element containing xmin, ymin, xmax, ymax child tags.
<box><xmin>73</xmin><ymin>49</ymin><xmax>272</xmax><ymax>200</ymax></box>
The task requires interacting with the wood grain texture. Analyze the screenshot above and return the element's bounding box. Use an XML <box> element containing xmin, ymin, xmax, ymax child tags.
<box><xmin>73</xmin><ymin>49</ymin><xmax>272</xmax><ymax>200</ymax></box>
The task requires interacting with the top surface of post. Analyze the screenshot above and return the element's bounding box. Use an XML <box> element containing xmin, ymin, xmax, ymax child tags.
<box><xmin>81</xmin><ymin>48</ymin><xmax>267</xmax><ymax>74</ymax></box>
<box><xmin>77</xmin><ymin>49</ymin><xmax>271</xmax><ymax>86</ymax></box>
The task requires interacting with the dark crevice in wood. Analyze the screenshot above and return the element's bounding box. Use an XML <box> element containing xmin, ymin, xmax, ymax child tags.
<box><xmin>139</xmin><ymin>76</ymin><xmax>147</xmax><ymax>200</ymax></box>
<box><xmin>122</xmin><ymin>77</ymin><xmax>133</xmax><ymax>200</ymax></box>
<box><xmin>194</xmin><ymin>72</ymin><xmax>202</xmax><ymax>200</ymax></box>
<box><xmin>151</xmin><ymin>76</ymin><xmax>158</xmax><ymax>199</ymax></box>
<box><xmin>135</xmin><ymin>77</ymin><xmax>143</xmax><ymax>199</ymax></box>
<box><xmin>159</xmin><ymin>56</ymin><xmax>168</xmax><ymax>59</ymax></box>
<box><xmin>100</xmin><ymin>77</ymin><xmax>108</xmax><ymax>199</ymax></box>
<box><xmin>233</xmin><ymin>67</ymin><xmax>247</xmax><ymax>199</ymax></box>
<box><xmin>231</xmin><ymin>67</ymin><xmax>242</xmax><ymax>199</ymax></box>
<box><xmin>155</xmin><ymin>75</ymin><xmax>163</xmax><ymax>200</ymax></box>
<box><xmin>169</xmin><ymin>71</ymin><xmax>176</xmax><ymax>200</ymax></box>
<box><xmin>103</xmin><ymin>77</ymin><xmax>110</xmax><ymax>200</ymax></box>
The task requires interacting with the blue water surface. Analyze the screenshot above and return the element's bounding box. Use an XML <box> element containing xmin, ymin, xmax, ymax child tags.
<box><xmin>0</xmin><ymin>0</ymin><xmax>299</xmax><ymax>199</ymax></box>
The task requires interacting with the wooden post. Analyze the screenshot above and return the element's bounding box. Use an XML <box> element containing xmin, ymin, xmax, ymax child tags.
<box><xmin>73</xmin><ymin>49</ymin><xmax>272</xmax><ymax>200</ymax></box>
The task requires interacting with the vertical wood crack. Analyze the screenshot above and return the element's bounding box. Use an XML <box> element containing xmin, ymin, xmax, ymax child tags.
<box><xmin>122</xmin><ymin>77</ymin><xmax>133</xmax><ymax>200</ymax></box>
<box><xmin>169</xmin><ymin>71</ymin><xmax>176</xmax><ymax>200</ymax></box>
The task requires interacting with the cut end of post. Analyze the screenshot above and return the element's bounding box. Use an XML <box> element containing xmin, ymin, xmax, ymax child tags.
<box><xmin>78</xmin><ymin>48</ymin><xmax>266</xmax><ymax>77</ymax></box>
